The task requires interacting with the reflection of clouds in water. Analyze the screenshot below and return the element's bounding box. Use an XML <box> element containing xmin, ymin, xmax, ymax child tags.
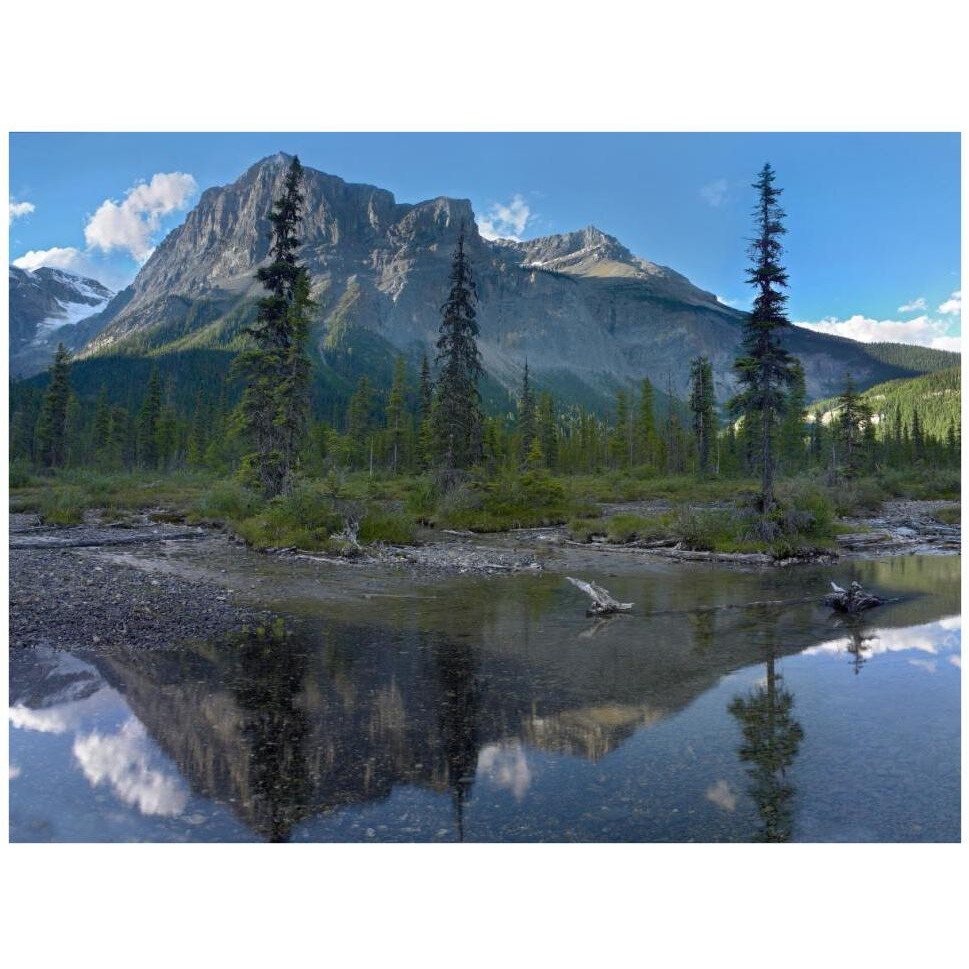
<box><xmin>908</xmin><ymin>658</ymin><xmax>937</xmax><ymax>674</ymax></box>
<box><xmin>803</xmin><ymin>618</ymin><xmax>961</xmax><ymax>661</ymax></box>
<box><xmin>477</xmin><ymin>742</ymin><xmax>532</xmax><ymax>800</ymax></box>
<box><xmin>10</xmin><ymin>765</ymin><xmax>22</xmax><ymax>780</ymax></box>
<box><xmin>705</xmin><ymin>779</ymin><xmax>738</xmax><ymax>812</ymax></box>
<box><xmin>9</xmin><ymin>704</ymin><xmax>78</xmax><ymax>734</ymax></box>
<box><xmin>73</xmin><ymin>718</ymin><xmax>188</xmax><ymax>817</ymax></box>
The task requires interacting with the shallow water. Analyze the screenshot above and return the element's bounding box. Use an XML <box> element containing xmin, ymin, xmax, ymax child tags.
<box><xmin>9</xmin><ymin>554</ymin><xmax>960</xmax><ymax>842</ymax></box>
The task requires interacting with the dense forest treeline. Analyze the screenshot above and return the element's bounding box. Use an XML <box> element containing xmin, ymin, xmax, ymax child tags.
<box><xmin>9</xmin><ymin>159</ymin><xmax>961</xmax><ymax>519</ymax></box>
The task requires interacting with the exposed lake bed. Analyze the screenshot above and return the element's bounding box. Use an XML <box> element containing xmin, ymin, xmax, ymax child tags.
<box><xmin>8</xmin><ymin>509</ymin><xmax>962</xmax><ymax>842</ymax></box>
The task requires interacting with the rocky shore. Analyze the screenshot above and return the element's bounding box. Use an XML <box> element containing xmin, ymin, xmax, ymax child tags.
<box><xmin>9</xmin><ymin>515</ymin><xmax>276</xmax><ymax>651</ymax></box>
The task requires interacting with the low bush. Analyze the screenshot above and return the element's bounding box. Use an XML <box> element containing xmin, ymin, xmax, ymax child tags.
<box><xmin>38</xmin><ymin>488</ymin><xmax>86</xmax><ymax>525</ymax></box>
<box><xmin>358</xmin><ymin>509</ymin><xmax>416</xmax><ymax>545</ymax></box>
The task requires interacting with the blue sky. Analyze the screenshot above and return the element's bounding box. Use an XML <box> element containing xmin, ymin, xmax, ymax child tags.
<box><xmin>8</xmin><ymin>132</ymin><xmax>961</xmax><ymax>350</ymax></box>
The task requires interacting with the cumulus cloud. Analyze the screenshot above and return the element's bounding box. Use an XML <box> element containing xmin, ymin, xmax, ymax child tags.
<box><xmin>477</xmin><ymin>741</ymin><xmax>532</xmax><ymax>800</ymax></box>
<box><xmin>9</xmin><ymin>199</ymin><xmax>35</xmax><ymax>224</ymax></box>
<box><xmin>938</xmin><ymin>290</ymin><xmax>961</xmax><ymax>315</ymax></box>
<box><xmin>705</xmin><ymin>779</ymin><xmax>738</xmax><ymax>811</ymax></box>
<box><xmin>12</xmin><ymin>246</ymin><xmax>95</xmax><ymax>276</ymax></box>
<box><xmin>793</xmin><ymin>314</ymin><xmax>960</xmax><ymax>352</ymax></box>
<box><xmin>73</xmin><ymin>718</ymin><xmax>188</xmax><ymax>817</ymax></box>
<box><xmin>898</xmin><ymin>297</ymin><xmax>927</xmax><ymax>313</ymax></box>
<box><xmin>699</xmin><ymin>178</ymin><xmax>729</xmax><ymax>207</ymax></box>
<box><xmin>478</xmin><ymin>194</ymin><xmax>532</xmax><ymax>241</ymax></box>
<box><xmin>9</xmin><ymin>765</ymin><xmax>22</xmax><ymax>780</ymax></box>
<box><xmin>84</xmin><ymin>171</ymin><xmax>196</xmax><ymax>261</ymax></box>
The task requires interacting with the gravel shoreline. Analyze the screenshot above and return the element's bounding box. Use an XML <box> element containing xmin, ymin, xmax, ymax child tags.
<box><xmin>9</xmin><ymin>534</ymin><xmax>276</xmax><ymax>652</ymax></box>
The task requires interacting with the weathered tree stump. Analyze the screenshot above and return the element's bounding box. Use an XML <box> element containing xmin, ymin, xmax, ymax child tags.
<box><xmin>823</xmin><ymin>580</ymin><xmax>884</xmax><ymax>614</ymax></box>
<box><xmin>566</xmin><ymin>576</ymin><xmax>633</xmax><ymax>617</ymax></box>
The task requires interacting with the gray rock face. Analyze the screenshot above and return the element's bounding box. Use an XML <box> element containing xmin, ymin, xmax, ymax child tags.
<box><xmin>9</xmin><ymin>266</ymin><xmax>114</xmax><ymax>377</ymax></box>
<box><xmin>78</xmin><ymin>154</ymin><xmax>924</xmax><ymax>401</ymax></box>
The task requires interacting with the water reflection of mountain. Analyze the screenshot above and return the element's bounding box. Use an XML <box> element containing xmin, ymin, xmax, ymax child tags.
<box><xmin>10</xmin><ymin>555</ymin><xmax>958</xmax><ymax>842</ymax></box>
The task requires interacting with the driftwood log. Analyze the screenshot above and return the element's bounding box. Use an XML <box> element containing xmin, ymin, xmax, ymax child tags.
<box><xmin>566</xmin><ymin>576</ymin><xmax>633</xmax><ymax>617</ymax></box>
<box><xmin>823</xmin><ymin>580</ymin><xmax>885</xmax><ymax>614</ymax></box>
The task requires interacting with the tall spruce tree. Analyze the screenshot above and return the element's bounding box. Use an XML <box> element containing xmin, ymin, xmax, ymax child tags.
<box><xmin>35</xmin><ymin>343</ymin><xmax>72</xmax><ymax>470</ymax></box>
<box><xmin>518</xmin><ymin>361</ymin><xmax>537</xmax><ymax>468</ymax></box>
<box><xmin>635</xmin><ymin>378</ymin><xmax>657</xmax><ymax>468</ymax></box>
<box><xmin>688</xmin><ymin>356</ymin><xmax>716</xmax><ymax>473</ymax></box>
<box><xmin>137</xmin><ymin>366</ymin><xmax>163</xmax><ymax>468</ymax></box>
<box><xmin>834</xmin><ymin>373</ymin><xmax>871</xmax><ymax>476</ymax></box>
<box><xmin>729</xmin><ymin>163</ymin><xmax>800</xmax><ymax>511</ymax></box>
<box><xmin>386</xmin><ymin>355</ymin><xmax>408</xmax><ymax>473</ymax></box>
<box><xmin>417</xmin><ymin>352</ymin><xmax>434</xmax><ymax>471</ymax></box>
<box><xmin>432</xmin><ymin>224</ymin><xmax>482</xmax><ymax>472</ymax></box>
<box><xmin>232</xmin><ymin>155</ymin><xmax>313</xmax><ymax>497</ymax></box>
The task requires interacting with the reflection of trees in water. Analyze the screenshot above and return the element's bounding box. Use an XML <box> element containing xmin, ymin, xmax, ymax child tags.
<box><xmin>728</xmin><ymin>620</ymin><xmax>804</xmax><ymax>842</ymax></box>
<box><xmin>842</xmin><ymin>621</ymin><xmax>876</xmax><ymax>675</ymax></box>
<box><xmin>689</xmin><ymin>610</ymin><xmax>717</xmax><ymax>653</ymax></box>
<box><xmin>228</xmin><ymin>621</ymin><xmax>312</xmax><ymax>843</ymax></box>
<box><xmin>433</xmin><ymin>638</ymin><xmax>481</xmax><ymax>842</ymax></box>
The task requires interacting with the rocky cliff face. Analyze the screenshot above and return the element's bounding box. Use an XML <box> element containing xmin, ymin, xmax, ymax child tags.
<box><xmin>77</xmin><ymin>153</ymin><xmax>931</xmax><ymax>402</ymax></box>
<box><xmin>9</xmin><ymin>266</ymin><xmax>114</xmax><ymax>377</ymax></box>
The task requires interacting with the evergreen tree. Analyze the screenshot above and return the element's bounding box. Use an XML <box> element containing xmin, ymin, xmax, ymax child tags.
<box><xmin>635</xmin><ymin>378</ymin><xmax>657</xmax><ymax>468</ymax></box>
<box><xmin>609</xmin><ymin>390</ymin><xmax>631</xmax><ymax>468</ymax></box>
<box><xmin>417</xmin><ymin>353</ymin><xmax>434</xmax><ymax>471</ymax></box>
<box><xmin>834</xmin><ymin>373</ymin><xmax>873</xmax><ymax>476</ymax></box>
<box><xmin>347</xmin><ymin>375</ymin><xmax>374</xmax><ymax>447</ymax></box>
<box><xmin>517</xmin><ymin>361</ymin><xmax>537</xmax><ymax>468</ymax></box>
<box><xmin>386</xmin><ymin>355</ymin><xmax>408</xmax><ymax>473</ymax></box>
<box><xmin>35</xmin><ymin>344</ymin><xmax>72</xmax><ymax>470</ymax></box>
<box><xmin>432</xmin><ymin>225</ymin><xmax>482</xmax><ymax>471</ymax></box>
<box><xmin>232</xmin><ymin>155</ymin><xmax>313</xmax><ymax>497</ymax></box>
<box><xmin>778</xmin><ymin>362</ymin><xmax>807</xmax><ymax>474</ymax></box>
<box><xmin>536</xmin><ymin>391</ymin><xmax>558</xmax><ymax>470</ymax></box>
<box><xmin>138</xmin><ymin>366</ymin><xmax>163</xmax><ymax>468</ymax></box>
<box><xmin>910</xmin><ymin>407</ymin><xmax>925</xmax><ymax>457</ymax></box>
<box><xmin>729</xmin><ymin>163</ymin><xmax>800</xmax><ymax>511</ymax></box>
<box><xmin>688</xmin><ymin>356</ymin><xmax>716</xmax><ymax>473</ymax></box>
<box><xmin>92</xmin><ymin>385</ymin><xmax>111</xmax><ymax>457</ymax></box>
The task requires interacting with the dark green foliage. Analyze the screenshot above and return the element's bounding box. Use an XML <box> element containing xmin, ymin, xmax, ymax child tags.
<box><xmin>232</xmin><ymin>156</ymin><xmax>313</xmax><ymax>498</ymax></box>
<box><xmin>834</xmin><ymin>372</ymin><xmax>874</xmax><ymax>476</ymax></box>
<box><xmin>689</xmin><ymin>356</ymin><xmax>716</xmax><ymax>473</ymax></box>
<box><xmin>517</xmin><ymin>362</ymin><xmax>537</xmax><ymax>468</ymax></box>
<box><xmin>137</xmin><ymin>366</ymin><xmax>163</xmax><ymax>469</ymax></box>
<box><xmin>35</xmin><ymin>344</ymin><xmax>72</xmax><ymax>469</ymax></box>
<box><xmin>729</xmin><ymin>163</ymin><xmax>800</xmax><ymax>511</ymax></box>
<box><xmin>431</xmin><ymin>226</ymin><xmax>483</xmax><ymax>471</ymax></box>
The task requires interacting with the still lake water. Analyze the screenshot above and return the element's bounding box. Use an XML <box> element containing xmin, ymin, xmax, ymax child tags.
<box><xmin>9</xmin><ymin>553</ymin><xmax>960</xmax><ymax>842</ymax></box>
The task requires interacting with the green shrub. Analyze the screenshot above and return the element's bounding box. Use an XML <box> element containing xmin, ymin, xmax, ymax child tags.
<box><xmin>358</xmin><ymin>509</ymin><xmax>417</xmax><ymax>545</ymax></box>
<box><xmin>605</xmin><ymin>512</ymin><xmax>675</xmax><ymax>544</ymax></box>
<box><xmin>192</xmin><ymin>482</ymin><xmax>264</xmax><ymax>522</ymax></box>
<box><xmin>567</xmin><ymin>518</ymin><xmax>606</xmax><ymax>542</ymax></box>
<box><xmin>405</xmin><ymin>479</ymin><xmax>439</xmax><ymax>521</ymax></box>
<box><xmin>9</xmin><ymin>462</ymin><xmax>36</xmax><ymax>490</ymax></box>
<box><xmin>39</xmin><ymin>489</ymin><xmax>86</xmax><ymax>525</ymax></box>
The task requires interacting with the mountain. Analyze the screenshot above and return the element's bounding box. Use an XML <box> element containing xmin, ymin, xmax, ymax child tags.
<box><xmin>9</xmin><ymin>266</ymin><xmax>114</xmax><ymax>377</ymax></box>
<box><xmin>65</xmin><ymin>153</ymin><xmax>956</xmax><ymax>407</ymax></box>
<box><xmin>811</xmin><ymin>366</ymin><xmax>961</xmax><ymax>439</ymax></box>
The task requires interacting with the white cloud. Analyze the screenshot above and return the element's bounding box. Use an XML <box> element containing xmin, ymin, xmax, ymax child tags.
<box><xmin>73</xmin><ymin>718</ymin><xmax>188</xmax><ymax>817</ymax></box>
<box><xmin>699</xmin><ymin>178</ymin><xmax>729</xmax><ymax>207</ymax></box>
<box><xmin>793</xmin><ymin>314</ymin><xmax>960</xmax><ymax>352</ymax></box>
<box><xmin>938</xmin><ymin>290</ymin><xmax>961</xmax><ymax>315</ymax></box>
<box><xmin>9</xmin><ymin>199</ymin><xmax>35</xmax><ymax>224</ymax></box>
<box><xmin>478</xmin><ymin>194</ymin><xmax>532</xmax><ymax>242</ymax></box>
<box><xmin>84</xmin><ymin>171</ymin><xmax>197</xmax><ymax>261</ymax></box>
<box><xmin>717</xmin><ymin>294</ymin><xmax>752</xmax><ymax>310</ymax></box>
<box><xmin>477</xmin><ymin>741</ymin><xmax>532</xmax><ymax>800</ymax></box>
<box><xmin>9</xmin><ymin>765</ymin><xmax>22</xmax><ymax>780</ymax></box>
<box><xmin>898</xmin><ymin>297</ymin><xmax>927</xmax><ymax>313</ymax></box>
<box><xmin>705</xmin><ymin>779</ymin><xmax>738</xmax><ymax>811</ymax></box>
<box><xmin>12</xmin><ymin>246</ymin><xmax>95</xmax><ymax>276</ymax></box>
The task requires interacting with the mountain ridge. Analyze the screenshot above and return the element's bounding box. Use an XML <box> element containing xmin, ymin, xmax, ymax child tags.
<box><xmin>17</xmin><ymin>153</ymin><xmax>959</xmax><ymax>407</ymax></box>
